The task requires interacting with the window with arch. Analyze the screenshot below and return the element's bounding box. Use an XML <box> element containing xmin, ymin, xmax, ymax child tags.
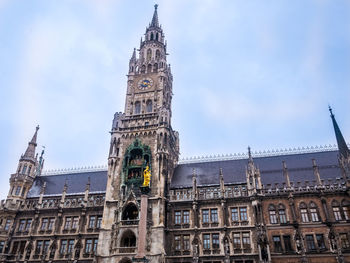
<box><xmin>153</xmin><ymin>63</ymin><xmax>158</xmax><ymax>72</ymax></box>
<box><xmin>120</xmin><ymin>230</ymin><xmax>136</xmax><ymax>247</ymax></box>
<box><xmin>119</xmin><ymin>258</ymin><xmax>132</xmax><ymax>263</ymax></box>
<box><xmin>122</xmin><ymin>203</ymin><xmax>139</xmax><ymax>221</ymax></box>
<box><xmin>156</xmin><ymin>32</ymin><xmax>159</xmax><ymax>41</ymax></box>
<box><xmin>141</xmin><ymin>65</ymin><xmax>146</xmax><ymax>73</ymax></box>
<box><xmin>332</xmin><ymin>200</ymin><xmax>342</xmax><ymax>221</ymax></box>
<box><xmin>134</xmin><ymin>101</ymin><xmax>141</xmax><ymax>115</ymax></box>
<box><xmin>146</xmin><ymin>100</ymin><xmax>152</xmax><ymax>113</ymax></box>
<box><xmin>342</xmin><ymin>200</ymin><xmax>350</xmax><ymax>220</ymax></box>
<box><xmin>309</xmin><ymin>202</ymin><xmax>320</xmax><ymax>222</ymax></box>
<box><xmin>278</xmin><ymin>204</ymin><xmax>287</xmax><ymax>223</ymax></box>
<box><xmin>150</xmin><ymin>32</ymin><xmax>154</xmax><ymax>40</ymax></box>
<box><xmin>147</xmin><ymin>64</ymin><xmax>152</xmax><ymax>73</ymax></box>
<box><xmin>299</xmin><ymin>202</ymin><xmax>309</xmax><ymax>222</ymax></box>
<box><xmin>147</xmin><ymin>49</ymin><xmax>152</xmax><ymax>60</ymax></box>
<box><xmin>130</xmin><ymin>66</ymin><xmax>134</xmax><ymax>72</ymax></box>
<box><xmin>22</xmin><ymin>165</ymin><xmax>27</xmax><ymax>174</ymax></box>
<box><xmin>269</xmin><ymin>205</ymin><xmax>277</xmax><ymax>224</ymax></box>
<box><xmin>156</xmin><ymin>49</ymin><xmax>160</xmax><ymax>60</ymax></box>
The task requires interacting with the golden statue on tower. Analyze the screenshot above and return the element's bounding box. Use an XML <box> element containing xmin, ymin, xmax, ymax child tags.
<box><xmin>142</xmin><ymin>165</ymin><xmax>151</xmax><ymax>187</ymax></box>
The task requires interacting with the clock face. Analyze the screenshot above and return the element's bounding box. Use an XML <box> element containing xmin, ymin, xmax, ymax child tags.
<box><xmin>138</xmin><ymin>78</ymin><xmax>153</xmax><ymax>90</ymax></box>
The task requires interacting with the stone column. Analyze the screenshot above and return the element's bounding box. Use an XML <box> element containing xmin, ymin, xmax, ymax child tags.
<box><xmin>135</xmin><ymin>190</ymin><xmax>149</xmax><ymax>260</ymax></box>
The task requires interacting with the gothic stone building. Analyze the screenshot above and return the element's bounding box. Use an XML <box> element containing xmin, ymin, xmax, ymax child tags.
<box><xmin>0</xmin><ymin>5</ymin><xmax>349</xmax><ymax>263</ymax></box>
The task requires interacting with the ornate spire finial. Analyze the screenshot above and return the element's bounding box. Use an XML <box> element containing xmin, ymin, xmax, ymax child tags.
<box><xmin>23</xmin><ymin>125</ymin><xmax>40</xmax><ymax>159</ymax></box>
<box><xmin>150</xmin><ymin>4</ymin><xmax>159</xmax><ymax>27</ymax></box>
<box><xmin>328</xmin><ymin>105</ymin><xmax>334</xmax><ymax>117</ymax></box>
<box><xmin>248</xmin><ymin>146</ymin><xmax>253</xmax><ymax>162</ymax></box>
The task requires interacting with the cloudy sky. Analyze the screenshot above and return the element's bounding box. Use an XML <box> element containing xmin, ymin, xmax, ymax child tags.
<box><xmin>0</xmin><ymin>0</ymin><xmax>349</xmax><ymax>199</ymax></box>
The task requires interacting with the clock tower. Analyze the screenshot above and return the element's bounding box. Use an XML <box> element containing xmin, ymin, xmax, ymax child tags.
<box><xmin>97</xmin><ymin>5</ymin><xmax>179</xmax><ymax>263</ymax></box>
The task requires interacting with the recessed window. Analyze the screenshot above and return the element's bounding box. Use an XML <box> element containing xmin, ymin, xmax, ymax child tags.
<box><xmin>134</xmin><ymin>101</ymin><xmax>141</xmax><ymax>114</ymax></box>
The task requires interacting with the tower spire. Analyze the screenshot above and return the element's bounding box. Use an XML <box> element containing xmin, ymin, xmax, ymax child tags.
<box><xmin>23</xmin><ymin>125</ymin><xmax>39</xmax><ymax>159</ymax></box>
<box><xmin>150</xmin><ymin>4</ymin><xmax>159</xmax><ymax>27</ymax></box>
<box><xmin>329</xmin><ymin>106</ymin><xmax>350</xmax><ymax>159</ymax></box>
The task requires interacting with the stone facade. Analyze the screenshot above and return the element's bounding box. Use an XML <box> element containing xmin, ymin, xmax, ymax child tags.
<box><xmin>0</xmin><ymin>5</ymin><xmax>349</xmax><ymax>263</ymax></box>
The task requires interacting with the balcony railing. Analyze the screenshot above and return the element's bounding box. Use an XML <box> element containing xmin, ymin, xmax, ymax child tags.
<box><xmin>119</xmin><ymin>247</ymin><xmax>136</xmax><ymax>253</ymax></box>
<box><xmin>121</xmin><ymin>219</ymin><xmax>139</xmax><ymax>226</ymax></box>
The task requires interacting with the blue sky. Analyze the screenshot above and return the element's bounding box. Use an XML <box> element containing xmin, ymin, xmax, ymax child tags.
<box><xmin>0</xmin><ymin>0</ymin><xmax>349</xmax><ymax>199</ymax></box>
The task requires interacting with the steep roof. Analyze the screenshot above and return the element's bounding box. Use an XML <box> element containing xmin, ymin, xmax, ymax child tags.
<box><xmin>26</xmin><ymin>149</ymin><xmax>344</xmax><ymax>196</ymax></box>
<box><xmin>27</xmin><ymin>170</ymin><xmax>107</xmax><ymax>197</ymax></box>
<box><xmin>171</xmin><ymin>150</ymin><xmax>342</xmax><ymax>189</ymax></box>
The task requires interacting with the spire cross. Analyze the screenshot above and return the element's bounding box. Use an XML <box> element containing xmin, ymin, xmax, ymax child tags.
<box><xmin>154</xmin><ymin>4</ymin><xmax>158</xmax><ymax>10</ymax></box>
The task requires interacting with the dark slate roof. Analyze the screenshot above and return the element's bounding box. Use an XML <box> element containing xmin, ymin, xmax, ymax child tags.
<box><xmin>27</xmin><ymin>170</ymin><xmax>107</xmax><ymax>197</ymax></box>
<box><xmin>171</xmin><ymin>150</ymin><xmax>342</xmax><ymax>189</ymax></box>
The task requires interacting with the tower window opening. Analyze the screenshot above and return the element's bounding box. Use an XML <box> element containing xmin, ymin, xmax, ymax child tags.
<box><xmin>153</xmin><ymin>63</ymin><xmax>158</xmax><ymax>72</ymax></box>
<box><xmin>146</xmin><ymin>100</ymin><xmax>152</xmax><ymax>113</ymax></box>
<box><xmin>147</xmin><ymin>64</ymin><xmax>152</xmax><ymax>73</ymax></box>
<box><xmin>156</xmin><ymin>50</ymin><xmax>160</xmax><ymax>60</ymax></box>
<box><xmin>121</xmin><ymin>230</ymin><xmax>136</xmax><ymax>247</ymax></box>
<box><xmin>15</xmin><ymin>186</ymin><xmax>21</xmax><ymax>196</ymax></box>
<box><xmin>22</xmin><ymin>165</ymin><xmax>27</xmax><ymax>174</ymax></box>
<box><xmin>122</xmin><ymin>203</ymin><xmax>139</xmax><ymax>220</ymax></box>
<box><xmin>156</xmin><ymin>32</ymin><xmax>159</xmax><ymax>41</ymax></box>
<box><xmin>131</xmin><ymin>66</ymin><xmax>134</xmax><ymax>72</ymax></box>
<box><xmin>147</xmin><ymin>49</ymin><xmax>152</xmax><ymax>60</ymax></box>
<box><xmin>141</xmin><ymin>65</ymin><xmax>146</xmax><ymax>73</ymax></box>
<box><xmin>134</xmin><ymin>101</ymin><xmax>141</xmax><ymax>114</ymax></box>
<box><xmin>150</xmin><ymin>32</ymin><xmax>154</xmax><ymax>40</ymax></box>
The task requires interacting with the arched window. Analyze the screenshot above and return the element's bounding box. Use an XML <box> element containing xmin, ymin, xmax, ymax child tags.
<box><xmin>134</xmin><ymin>101</ymin><xmax>141</xmax><ymax>114</ymax></box>
<box><xmin>122</xmin><ymin>203</ymin><xmax>138</xmax><ymax>220</ymax></box>
<box><xmin>269</xmin><ymin>204</ymin><xmax>277</xmax><ymax>224</ymax></box>
<box><xmin>153</xmin><ymin>63</ymin><xmax>158</xmax><ymax>72</ymax></box>
<box><xmin>278</xmin><ymin>204</ymin><xmax>287</xmax><ymax>223</ymax></box>
<box><xmin>27</xmin><ymin>165</ymin><xmax>32</xmax><ymax>175</ymax></box>
<box><xmin>156</xmin><ymin>32</ymin><xmax>159</xmax><ymax>41</ymax></box>
<box><xmin>147</xmin><ymin>49</ymin><xmax>152</xmax><ymax>60</ymax></box>
<box><xmin>22</xmin><ymin>165</ymin><xmax>27</xmax><ymax>174</ymax></box>
<box><xmin>147</xmin><ymin>64</ymin><xmax>152</xmax><ymax>73</ymax></box>
<box><xmin>332</xmin><ymin>200</ymin><xmax>342</xmax><ymax>221</ymax></box>
<box><xmin>130</xmin><ymin>66</ymin><xmax>134</xmax><ymax>72</ymax></box>
<box><xmin>309</xmin><ymin>202</ymin><xmax>319</xmax><ymax>222</ymax></box>
<box><xmin>120</xmin><ymin>258</ymin><xmax>132</xmax><ymax>263</ymax></box>
<box><xmin>155</xmin><ymin>50</ymin><xmax>160</xmax><ymax>60</ymax></box>
<box><xmin>150</xmin><ymin>32</ymin><xmax>154</xmax><ymax>40</ymax></box>
<box><xmin>141</xmin><ymin>65</ymin><xmax>146</xmax><ymax>73</ymax></box>
<box><xmin>146</xmin><ymin>100</ymin><xmax>152</xmax><ymax>113</ymax></box>
<box><xmin>120</xmin><ymin>230</ymin><xmax>136</xmax><ymax>247</ymax></box>
<box><xmin>341</xmin><ymin>199</ymin><xmax>350</xmax><ymax>220</ymax></box>
<box><xmin>299</xmin><ymin>202</ymin><xmax>309</xmax><ymax>222</ymax></box>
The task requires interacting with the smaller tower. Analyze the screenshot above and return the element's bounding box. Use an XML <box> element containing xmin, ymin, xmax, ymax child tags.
<box><xmin>329</xmin><ymin>106</ymin><xmax>350</xmax><ymax>187</ymax></box>
<box><xmin>7</xmin><ymin>126</ymin><xmax>43</xmax><ymax>204</ymax></box>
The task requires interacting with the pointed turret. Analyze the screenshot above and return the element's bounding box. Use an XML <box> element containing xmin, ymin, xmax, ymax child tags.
<box><xmin>130</xmin><ymin>48</ymin><xmax>136</xmax><ymax>62</ymax></box>
<box><xmin>22</xmin><ymin>125</ymin><xmax>39</xmax><ymax>160</ymax></box>
<box><xmin>150</xmin><ymin>4</ymin><xmax>159</xmax><ymax>28</ymax></box>
<box><xmin>282</xmin><ymin>161</ymin><xmax>291</xmax><ymax>188</ymax></box>
<box><xmin>246</xmin><ymin>146</ymin><xmax>262</xmax><ymax>193</ymax></box>
<box><xmin>329</xmin><ymin>106</ymin><xmax>350</xmax><ymax>159</ymax></box>
<box><xmin>7</xmin><ymin>126</ymin><xmax>41</xmax><ymax>201</ymax></box>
